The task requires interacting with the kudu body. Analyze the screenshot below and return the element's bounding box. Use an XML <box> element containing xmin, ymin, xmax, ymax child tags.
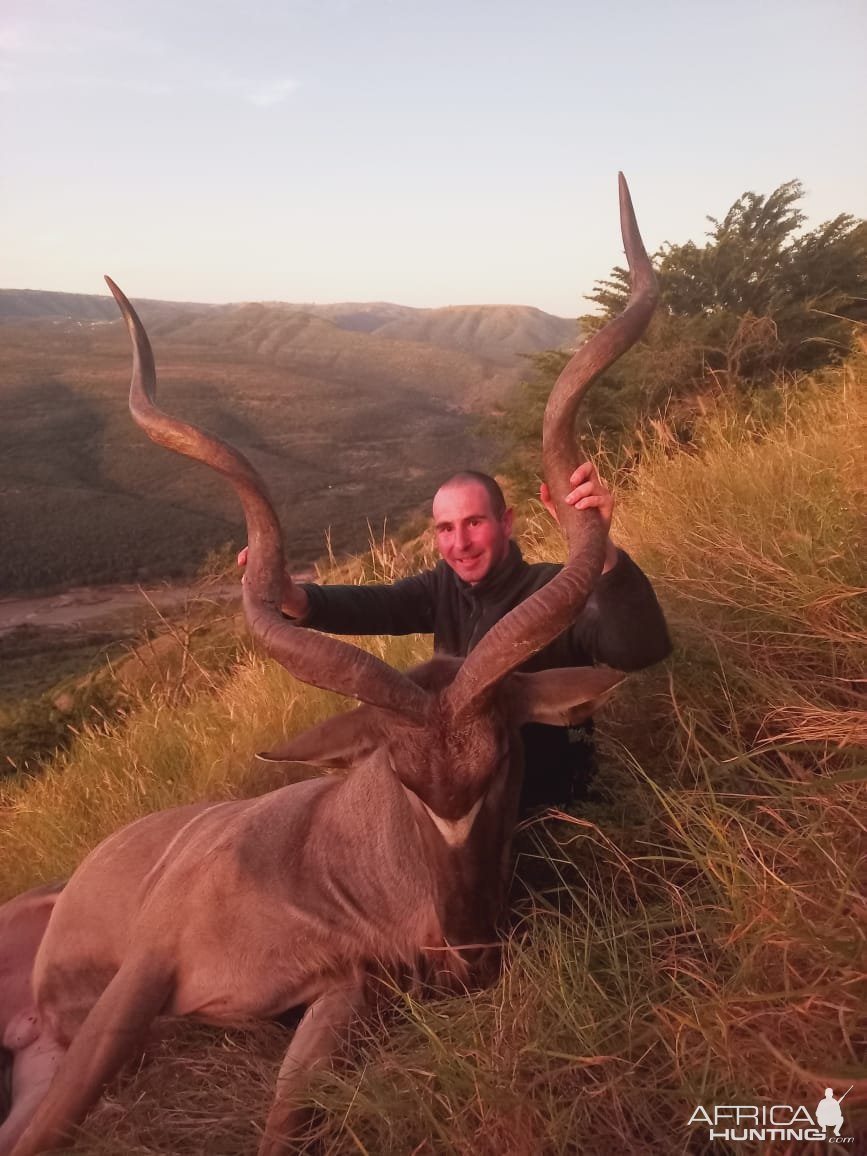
<box><xmin>0</xmin><ymin>175</ymin><xmax>657</xmax><ymax>1156</ymax></box>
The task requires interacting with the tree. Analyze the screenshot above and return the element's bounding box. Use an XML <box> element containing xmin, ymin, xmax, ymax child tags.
<box><xmin>588</xmin><ymin>180</ymin><xmax>866</xmax><ymax>375</ymax></box>
<box><xmin>498</xmin><ymin>181</ymin><xmax>866</xmax><ymax>488</ymax></box>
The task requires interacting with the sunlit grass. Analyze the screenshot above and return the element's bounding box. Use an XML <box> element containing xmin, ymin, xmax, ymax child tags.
<box><xmin>1</xmin><ymin>363</ymin><xmax>865</xmax><ymax>1152</ymax></box>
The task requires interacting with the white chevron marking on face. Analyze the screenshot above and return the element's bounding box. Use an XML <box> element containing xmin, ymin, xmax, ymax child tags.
<box><xmin>421</xmin><ymin>797</ymin><xmax>485</xmax><ymax>847</ymax></box>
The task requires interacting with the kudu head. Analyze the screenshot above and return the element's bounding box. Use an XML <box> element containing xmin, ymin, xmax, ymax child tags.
<box><xmin>105</xmin><ymin>172</ymin><xmax>657</xmax><ymax>930</ymax></box>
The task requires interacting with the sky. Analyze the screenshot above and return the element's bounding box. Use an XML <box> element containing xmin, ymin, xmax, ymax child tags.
<box><xmin>2</xmin><ymin>0</ymin><xmax>865</xmax><ymax>317</ymax></box>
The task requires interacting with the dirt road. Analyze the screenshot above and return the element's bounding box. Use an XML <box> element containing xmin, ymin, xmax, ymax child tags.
<box><xmin>0</xmin><ymin>582</ymin><xmax>241</xmax><ymax>637</ymax></box>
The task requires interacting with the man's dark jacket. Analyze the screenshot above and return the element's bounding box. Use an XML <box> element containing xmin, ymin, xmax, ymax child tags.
<box><xmin>301</xmin><ymin>542</ymin><xmax>671</xmax><ymax>808</ymax></box>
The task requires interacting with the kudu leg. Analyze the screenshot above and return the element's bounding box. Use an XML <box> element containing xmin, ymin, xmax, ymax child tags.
<box><xmin>10</xmin><ymin>960</ymin><xmax>173</xmax><ymax>1156</ymax></box>
<box><xmin>258</xmin><ymin>982</ymin><xmax>368</xmax><ymax>1156</ymax></box>
<box><xmin>0</xmin><ymin>1034</ymin><xmax>66</xmax><ymax>1156</ymax></box>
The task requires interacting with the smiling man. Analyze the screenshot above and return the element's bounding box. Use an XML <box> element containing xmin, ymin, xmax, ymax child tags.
<box><xmin>240</xmin><ymin>464</ymin><xmax>670</xmax><ymax>811</ymax></box>
<box><xmin>432</xmin><ymin>472</ymin><xmax>512</xmax><ymax>586</ymax></box>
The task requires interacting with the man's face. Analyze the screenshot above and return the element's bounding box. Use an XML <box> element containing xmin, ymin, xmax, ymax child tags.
<box><xmin>432</xmin><ymin>481</ymin><xmax>513</xmax><ymax>585</ymax></box>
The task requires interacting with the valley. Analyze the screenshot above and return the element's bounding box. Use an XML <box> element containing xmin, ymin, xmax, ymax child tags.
<box><xmin>0</xmin><ymin>289</ymin><xmax>579</xmax><ymax>597</ymax></box>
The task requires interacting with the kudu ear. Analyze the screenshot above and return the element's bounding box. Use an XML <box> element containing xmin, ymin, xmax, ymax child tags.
<box><xmin>257</xmin><ymin>705</ymin><xmax>382</xmax><ymax>769</ymax></box>
<box><xmin>507</xmin><ymin>666</ymin><xmax>625</xmax><ymax>727</ymax></box>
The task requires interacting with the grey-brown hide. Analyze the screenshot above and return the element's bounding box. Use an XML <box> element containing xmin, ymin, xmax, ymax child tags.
<box><xmin>0</xmin><ymin>885</ymin><xmax>65</xmax><ymax>1154</ymax></box>
<box><xmin>259</xmin><ymin>656</ymin><xmax>621</xmax><ymax>958</ymax></box>
<box><xmin>1</xmin><ymin>173</ymin><xmax>657</xmax><ymax>1156</ymax></box>
<box><xmin>0</xmin><ymin>886</ymin><xmax>64</xmax><ymax>1061</ymax></box>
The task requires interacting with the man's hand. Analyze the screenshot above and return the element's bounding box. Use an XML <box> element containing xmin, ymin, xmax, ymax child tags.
<box><xmin>539</xmin><ymin>462</ymin><xmax>619</xmax><ymax>573</ymax></box>
<box><xmin>237</xmin><ymin>546</ymin><xmax>310</xmax><ymax>619</ymax></box>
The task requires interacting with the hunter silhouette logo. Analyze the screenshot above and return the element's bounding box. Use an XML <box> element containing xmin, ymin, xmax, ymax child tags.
<box><xmin>816</xmin><ymin>1088</ymin><xmax>849</xmax><ymax>1138</ymax></box>
<box><xmin>687</xmin><ymin>1085</ymin><xmax>854</xmax><ymax>1144</ymax></box>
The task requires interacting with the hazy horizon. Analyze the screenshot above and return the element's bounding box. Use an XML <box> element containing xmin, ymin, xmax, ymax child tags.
<box><xmin>0</xmin><ymin>285</ymin><xmax>581</xmax><ymax>318</ymax></box>
<box><xmin>3</xmin><ymin>0</ymin><xmax>865</xmax><ymax>317</ymax></box>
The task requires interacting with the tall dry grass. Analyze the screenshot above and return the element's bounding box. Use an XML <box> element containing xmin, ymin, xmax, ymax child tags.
<box><xmin>0</xmin><ymin>363</ymin><xmax>864</xmax><ymax>1153</ymax></box>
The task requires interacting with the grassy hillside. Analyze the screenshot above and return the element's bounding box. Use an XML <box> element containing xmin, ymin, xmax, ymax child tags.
<box><xmin>1</xmin><ymin>361</ymin><xmax>863</xmax><ymax>1152</ymax></box>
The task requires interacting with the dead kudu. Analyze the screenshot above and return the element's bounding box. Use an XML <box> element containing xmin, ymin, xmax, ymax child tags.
<box><xmin>0</xmin><ymin>175</ymin><xmax>657</xmax><ymax>1156</ymax></box>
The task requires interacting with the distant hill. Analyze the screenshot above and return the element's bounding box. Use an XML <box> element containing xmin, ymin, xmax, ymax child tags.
<box><xmin>0</xmin><ymin>289</ymin><xmax>580</xmax><ymax>370</ymax></box>
<box><xmin>369</xmin><ymin>304</ymin><xmax>579</xmax><ymax>364</ymax></box>
<box><xmin>0</xmin><ymin>289</ymin><xmax>581</xmax><ymax>596</ymax></box>
<box><xmin>0</xmin><ymin>289</ymin><xmax>212</xmax><ymax>326</ymax></box>
<box><xmin>296</xmin><ymin>302</ymin><xmax>579</xmax><ymax>364</ymax></box>
<box><xmin>147</xmin><ymin>303</ymin><xmax>515</xmax><ymax>408</ymax></box>
<box><xmin>291</xmin><ymin>302</ymin><xmax>415</xmax><ymax>334</ymax></box>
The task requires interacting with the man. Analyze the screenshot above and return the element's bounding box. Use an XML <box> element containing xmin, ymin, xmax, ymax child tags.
<box><xmin>239</xmin><ymin>462</ymin><xmax>670</xmax><ymax>812</ymax></box>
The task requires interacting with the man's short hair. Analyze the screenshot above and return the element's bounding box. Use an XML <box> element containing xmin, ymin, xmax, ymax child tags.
<box><xmin>437</xmin><ymin>471</ymin><xmax>507</xmax><ymax>518</ymax></box>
